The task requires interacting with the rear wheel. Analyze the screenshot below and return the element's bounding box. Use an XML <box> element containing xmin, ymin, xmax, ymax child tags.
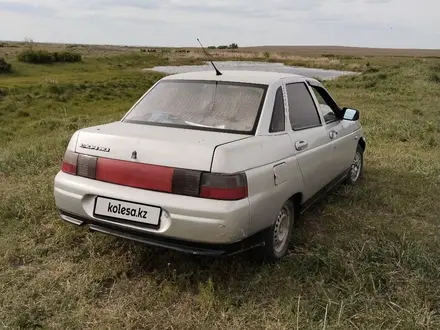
<box><xmin>345</xmin><ymin>144</ymin><xmax>364</xmax><ymax>185</ymax></box>
<box><xmin>258</xmin><ymin>200</ymin><xmax>295</xmax><ymax>261</ymax></box>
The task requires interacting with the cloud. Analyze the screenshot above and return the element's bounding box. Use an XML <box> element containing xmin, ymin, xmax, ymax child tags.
<box><xmin>364</xmin><ymin>0</ymin><xmax>393</xmax><ymax>3</ymax></box>
<box><xmin>0</xmin><ymin>0</ymin><xmax>438</xmax><ymax>48</ymax></box>
<box><xmin>0</xmin><ymin>1</ymin><xmax>53</xmax><ymax>14</ymax></box>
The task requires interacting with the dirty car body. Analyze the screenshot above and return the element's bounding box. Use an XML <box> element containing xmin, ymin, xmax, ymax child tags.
<box><xmin>54</xmin><ymin>70</ymin><xmax>366</xmax><ymax>259</ymax></box>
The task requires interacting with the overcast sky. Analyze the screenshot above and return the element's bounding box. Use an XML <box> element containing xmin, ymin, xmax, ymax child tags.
<box><xmin>0</xmin><ymin>0</ymin><xmax>438</xmax><ymax>49</ymax></box>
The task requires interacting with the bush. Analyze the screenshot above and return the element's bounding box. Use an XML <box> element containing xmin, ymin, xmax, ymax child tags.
<box><xmin>17</xmin><ymin>49</ymin><xmax>81</xmax><ymax>64</ymax></box>
<box><xmin>18</xmin><ymin>49</ymin><xmax>54</xmax><ymax>64</ymax></box>
<box><xmin>0</xmin><ymin>58</ymin><xmax>12</xmax><ymax>73</ymax></box>
<box><xmin>429</xmin><ymin>73</ymin><xmax>440</xmax><ymax>84</ymax></box>
<box><xmin>52</xmin><ymin>51</ymin><xmax>82</xmax><ymax>63</ymax></box>
<box><xmin>365</xmin><ymin>66</ymin><xmax>380</xmax><ymax>73</ymax></box>
<box><xmin>208</xmin><ymin>46</ymin><xmax>216</xmax><ymax>49</ymax></box>
<box><xmin>216</xmin><ymin>44</ymin><xmax>238</xmax><ymax>50</ymax></box>
<box><xmin>429</xmin><ymin>64</ymin><xmax>440</xmax><ymax>84</ymax></box>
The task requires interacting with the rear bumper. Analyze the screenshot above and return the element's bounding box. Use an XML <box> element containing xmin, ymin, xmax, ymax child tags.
<box><xmin>59</xmin><ymin>211</ymin><xmax>265</xmax><ymax>256</ymax></box>
<box><xmin>54</xmin><ymin>171</ymin><xmax>251</xmax><ymax>245</ymax></box>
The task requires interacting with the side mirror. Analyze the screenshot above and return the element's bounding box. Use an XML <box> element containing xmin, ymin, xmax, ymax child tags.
<box><xmin>342</xmin><ymin>108</ymin><xmax>360</xmax><ymax>121</ymax></box>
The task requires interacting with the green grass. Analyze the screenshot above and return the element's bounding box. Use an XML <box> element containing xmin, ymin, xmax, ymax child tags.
<box><xmin>1</xmin><ymin>50</ymin><xmax>440</xmax><ymax>329</ymax></box>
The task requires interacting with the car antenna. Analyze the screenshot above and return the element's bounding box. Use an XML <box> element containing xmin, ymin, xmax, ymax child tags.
<box><xmin>197</xmin><ymin>38</ymin><xmax>222</xmax><ymax>76</ymax></box>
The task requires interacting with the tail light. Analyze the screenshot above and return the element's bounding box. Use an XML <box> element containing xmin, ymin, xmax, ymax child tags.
<box><xmin>172</xmin><ymin>169</ymin><xmax>201</xmax><ymax>197</ymax></box>
<box><xmin>200</xmin><ymin>173</ymin><xmax>248</xmax><ymax>200</ymax></box>
<box><xmin>60</xmin><ymin>151</ymin><xmax>248</xmax><ymax>201</ymax></box>
<box><xmin>77</xmin><ymin>154</ymin><xmax>97</xmax><ymax>179</ymax></box>
<box><xmin>61</xmin><ymin>150</ymin><xmax>78</xmax><ymax>175</ymax></box>
<box><xmin>61</xmin><ymin>151</ymin><xmax>97</xmax><ymax>179</ymax></box>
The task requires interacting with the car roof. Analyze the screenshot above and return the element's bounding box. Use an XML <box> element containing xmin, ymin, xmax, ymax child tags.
<box><xmin>161</xmin><ymin>70</ymin><xmax>307</xmax><ymax>85</ymax></box>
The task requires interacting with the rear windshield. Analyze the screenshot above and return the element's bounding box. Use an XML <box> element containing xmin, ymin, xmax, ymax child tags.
<box><xmin>123</xmin><ymin>80</ymin><xmax>267</xmax><ymax>134</ymax></box>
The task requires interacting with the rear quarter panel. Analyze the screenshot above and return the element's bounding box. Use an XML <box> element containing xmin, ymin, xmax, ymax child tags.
<box><xmin>212</xmin><ymin>134</ymin><xmax>305</xmax><ymax>235</ymax></box>
<box><xmin>67</xmin><ymin>130</ymin><xmax>80</xmax><ymax>151</ymax></box>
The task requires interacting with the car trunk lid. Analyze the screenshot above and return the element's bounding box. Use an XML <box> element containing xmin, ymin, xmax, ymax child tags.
<box><xmin>75</xmin><ymin>121</ymin><xmax>250</xmax><ymax>171</ymax></box>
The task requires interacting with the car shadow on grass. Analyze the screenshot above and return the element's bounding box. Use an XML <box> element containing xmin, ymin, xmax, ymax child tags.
<box><xmin>110</xmin><ymin>184</ymin><xmax>362</xmax><ymax>294</ymax></box>
<box><xmin>103</xmin><ymin>165</ymin><xmax>439</xmax><ymax>305</ymax></box>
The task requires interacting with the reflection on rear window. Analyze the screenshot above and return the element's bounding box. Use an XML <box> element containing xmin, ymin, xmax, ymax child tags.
<box><xmin>123</xmin><ymin>80</ymin><xmax>266</xmax><ymax>133</ymax></box>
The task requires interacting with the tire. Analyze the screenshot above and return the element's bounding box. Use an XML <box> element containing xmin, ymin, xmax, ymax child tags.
<box><xmin>257</xmin><ymin>200</ymin><xmax>296</xmax><ymax>261</ymax></box>
<box><xmin>345</xmin><ymin>144</ymin><xmax>364</xmax><ymax>185</ymax></box>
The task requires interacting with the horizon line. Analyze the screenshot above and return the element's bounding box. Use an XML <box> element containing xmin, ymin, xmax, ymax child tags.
<box><xmin>1</xmin><ymin>39</ymin><xmax>440</xmax><ymax>51</ymax></box>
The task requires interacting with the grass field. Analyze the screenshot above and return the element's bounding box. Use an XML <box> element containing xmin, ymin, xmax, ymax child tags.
<box><xmin>1</xmin><ymin>44</ymin><xmax>440</xmax><ymax>329</ymax></box>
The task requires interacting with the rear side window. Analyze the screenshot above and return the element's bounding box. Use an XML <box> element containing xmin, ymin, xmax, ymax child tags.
<box><xmin>269</xmin><ymin>87</ymin><xmax>285</xmax><ymax>133</ymax></box>
<box><xmin>286</xmin><ymin>83</ymin><xmax>321</xmax><ymax>130</ymax></box>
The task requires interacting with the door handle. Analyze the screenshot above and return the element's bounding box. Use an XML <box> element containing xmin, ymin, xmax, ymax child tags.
<box><xmin>295</xmin><ymin>140</ymin><xmax>308</xmax><ymax>151</ymax></box>
<box><xmin>329</xmin><ymin>130</ymin><xmax>338</xmax><ymax>139</ymax></box>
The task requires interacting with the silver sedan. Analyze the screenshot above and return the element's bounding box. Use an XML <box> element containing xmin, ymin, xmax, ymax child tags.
<box><xmin>54</xmin><ymin>70</ymin><xmax>366</xmax><ymax>261</ymax></box>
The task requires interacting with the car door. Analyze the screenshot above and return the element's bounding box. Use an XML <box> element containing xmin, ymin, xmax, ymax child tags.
<box><xmin>308</xmin><ymin>83</ymin><xmax>359</xmax><ymax>177</ymax></box>
<box><xmin>282</xmin><ymin>79</ymin><xmax>336</xmax><ymax>202</ymax></box>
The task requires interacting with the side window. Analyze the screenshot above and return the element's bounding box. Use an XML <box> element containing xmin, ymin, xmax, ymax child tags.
<box><xmin>286</xmin><ymin>83</ymin><xmax>321</xmax><ymax>130</ymax></box>
<box><xmin>269</xmin><ymin>87</ymin><xmax>285</xmax><ymax>133</ymax></box>
<box><xmin>310</xmin><ymin>85</ymin><xmax>341</xmax><ymax>124</ymax></box>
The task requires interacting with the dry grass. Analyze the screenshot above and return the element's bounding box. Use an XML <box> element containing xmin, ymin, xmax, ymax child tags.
<box><xmin>3</xmin><ymin>41</ymin><xmax>439</xmax><ymax>57</ymax></box>
<box><xmin>240</xmin><ymin>45</ymin><xmax>440</xmax><ymax>57</ymax></box>
<box><xmin>1</xmin><ymin>47</ymin><xmax>440</xmax><ymax>329</ymax></box>
<box><xmin>2</xmin><ymin>41</ymin><xmax>436</xmax><ymax>73</ymax></box>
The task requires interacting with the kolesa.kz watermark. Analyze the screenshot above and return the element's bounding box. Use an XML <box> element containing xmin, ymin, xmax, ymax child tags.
<box><xmin>107</xmin><ymin>202</ymin><xmax>148</xmax><ymax>219</ymax></box>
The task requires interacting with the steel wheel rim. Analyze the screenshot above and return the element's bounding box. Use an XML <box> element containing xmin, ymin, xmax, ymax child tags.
<box><xmin>273</xmin><ymin>205</ymin><xmax>291</xmax><ymax>253</ymax></box>
<box><xmin>350</xmin><ymin>151</ymin><xmax>362</xmax><ymax>181</ymax></box>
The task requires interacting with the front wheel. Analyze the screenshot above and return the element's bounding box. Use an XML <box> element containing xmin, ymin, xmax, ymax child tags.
<box><xmin>257</xmin><ymin>200</ymin><xmax>295</xmax><ymax>261</ymax></box>
<box><xmin>345</xmin><ymin>144</ymin><xmax>364</xmax><ymax>185</ymax></box>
